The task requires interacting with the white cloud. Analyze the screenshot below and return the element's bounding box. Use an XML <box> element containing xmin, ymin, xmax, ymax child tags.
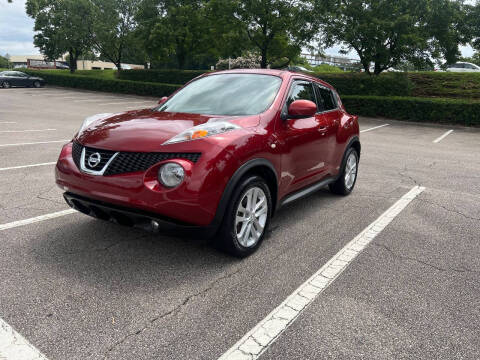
<box><xmin>0</xmin><ymin>0</ymin><xmax>39</xmax><ymax>56</ymax></box>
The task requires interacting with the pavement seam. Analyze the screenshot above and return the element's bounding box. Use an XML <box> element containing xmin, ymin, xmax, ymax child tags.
<box><xmin>373</xmin><ymin>243</ymin><xmax>480</xmax><ymax>275</ymax></box>
<box><xmin>102</xmin><ymin>265</ymin><xmax>245</xmax><ymax>359</ymax></box>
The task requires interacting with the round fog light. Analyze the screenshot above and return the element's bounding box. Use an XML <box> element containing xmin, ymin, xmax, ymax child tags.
<box><xmin>158</xmin><ymin>163</ymin><xmax>185</xmax><ymax>188</ymax></box>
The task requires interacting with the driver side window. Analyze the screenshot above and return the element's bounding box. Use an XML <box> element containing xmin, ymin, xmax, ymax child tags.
<box><xmin>287</xmin><ymin>81</ymin><xmax>317</xmax><ymax>111</ymax></box>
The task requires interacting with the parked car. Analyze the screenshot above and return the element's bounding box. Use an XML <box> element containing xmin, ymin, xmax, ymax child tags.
<box><xmin>0</xmin><ymin>71</ymin><xmax>45</xmax><ymax>88</ymax></box>
<box><xmin>55</xmin><ymin>69</ymin><xmax>360</xmax><ymax>257</ymax></box>
<box><xmin>446</xmin><ymin>62</ymin><xmax>480</xmax><ymax>72</ymax></box>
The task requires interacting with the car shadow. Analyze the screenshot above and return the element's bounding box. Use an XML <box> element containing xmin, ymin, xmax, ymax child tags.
<box><xmin>30</xmin><ymin>187</ymin><xmax>342</xmax><ymax>291</ymax></box>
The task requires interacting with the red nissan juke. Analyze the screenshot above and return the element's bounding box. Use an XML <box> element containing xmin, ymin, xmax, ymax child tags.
<box><xmin>55</xmin><ymin>69</ymin><xmax>360</xmax><ymax>257</ymax></box>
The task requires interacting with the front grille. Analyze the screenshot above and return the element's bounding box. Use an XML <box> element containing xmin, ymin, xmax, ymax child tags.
<box><xmin>72</xmin><ymin>141</ymin><xmax>201</xmax><ymax>175</ymax></box>
<box><xmin>84</xmin><ymin>147</ymin><xmax>117</xmax><ymax>171</ymax></box>
<box><xmin>72</xmin><ymin>141</ymin><xmax>82</xmax><ymax>170</ymax></box>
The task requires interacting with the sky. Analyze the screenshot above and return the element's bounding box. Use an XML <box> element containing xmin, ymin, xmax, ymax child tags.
<box><xmin>0</xmin><ymin>0</ymin><xmax>476</xmax><ymax>59</ymax></box>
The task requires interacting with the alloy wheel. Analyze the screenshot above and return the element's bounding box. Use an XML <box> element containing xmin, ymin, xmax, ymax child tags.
<box><xmin>344</xmin><ymin>152</ymin><xmax>358</xmax><ymax>190</ymax></box>
<box><xmin>235</xmin><ymin>186</ymin><xmax>268</xmax><ymax>248</ymax></box>
<box><xmin>2</xmin><ymin>81</ymin><xmax>10</xmax><ymax>89</ymax></box>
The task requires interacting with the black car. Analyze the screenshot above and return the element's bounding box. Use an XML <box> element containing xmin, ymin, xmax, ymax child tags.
<box><xmin>0</xmin><ymin>71</ymin><xmax>46</xmax><ymax>88</ymax></box>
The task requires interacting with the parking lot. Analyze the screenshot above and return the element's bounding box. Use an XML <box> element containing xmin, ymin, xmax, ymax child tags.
<box><xmin>0</xmin><ymin>86</ymin><xmax>479</xmax><ymax>360</ymax></box>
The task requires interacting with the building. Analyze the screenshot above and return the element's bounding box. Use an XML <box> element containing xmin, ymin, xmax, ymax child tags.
<box><xmin>8</xmin><ymin>55</ymin><xmax>144</xmax><ymax>70</ymax></box>
<box><xmin>301</xmin><ymin>53</ymin><xmax>361</xmax><ymax>71</ymax></box>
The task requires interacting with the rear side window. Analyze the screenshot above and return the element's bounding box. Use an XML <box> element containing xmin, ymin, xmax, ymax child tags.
<box><xmin>315</xmin><ymin>84</ymin><xmax>337</xmax><ymax>111</ymax></box>
<box><xmin>287</xmin><ymin>81</ymin><xmax>317</xmax><ymax>110</ymax></box>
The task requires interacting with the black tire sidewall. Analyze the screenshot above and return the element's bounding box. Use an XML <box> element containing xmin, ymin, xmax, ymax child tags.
<box><xmin>217</xmin><ymin>175</ymin><xmax>272</xmax><ymax>257</ymax></box>
<box><xmin>341</xmin><ymin>148</ymin><xmax>359</xmax><ymax>194</ymax></box>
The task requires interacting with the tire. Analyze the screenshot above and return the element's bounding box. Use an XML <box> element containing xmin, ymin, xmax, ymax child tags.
<box><xmin>329</xmin><ymin>147</ymin><xmax>359</xmax><ymax>196</ymax></box>
<box><xmin>214</xmin><ymin>175</ymin><xmax>272</xmax><ymax>258</ymax></box>
<box><xmin>1</xmin><ymin>81</ymin><xmax>11</xmax><ymax>89</ymax></box>
<box><xmin>33</xmin><ymin>81</ymin><xmax>41</xmax><ymax>88</ymax></box>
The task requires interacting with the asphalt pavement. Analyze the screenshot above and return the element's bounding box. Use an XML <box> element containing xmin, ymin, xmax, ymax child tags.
<box><xmin>0</xmin><ymin>86</ymin><xmax>478</xmax><ymax>360</ymax></box>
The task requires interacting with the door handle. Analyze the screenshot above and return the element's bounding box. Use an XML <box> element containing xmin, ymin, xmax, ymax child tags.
<box><xmin>318</xmin><ymin>126</ymin><xmax>328</xmax><ymax>135</ymax></box>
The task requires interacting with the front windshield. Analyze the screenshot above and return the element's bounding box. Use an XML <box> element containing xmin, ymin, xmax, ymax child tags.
<box><xmin>157</xmin><ymin>73</ymin><xmax>282</xmax><ymax>116</ymax></box>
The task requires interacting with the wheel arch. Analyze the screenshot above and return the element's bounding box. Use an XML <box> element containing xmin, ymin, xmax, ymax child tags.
<box><xmin>336</xmin><ymin>136</ymin><xmax>361</xmax><ymax>180</ymax></box>
<box><xmin>210</xmin><ymin>158</ymin><xmax>279</xmax><ymax>230</ymax></box>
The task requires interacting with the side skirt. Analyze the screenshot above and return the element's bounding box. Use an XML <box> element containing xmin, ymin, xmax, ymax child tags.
<box><xmin>279</xmin><ymin>177</ymin><xmax>336</xmax><ymax>208</ymax></box>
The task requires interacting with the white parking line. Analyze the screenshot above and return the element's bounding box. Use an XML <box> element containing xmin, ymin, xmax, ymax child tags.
<box><xmin>0</xmin><ymin>318</ymin><xmax>49</xmax><ymax>360</ymax></box>
<box><xmin>0</xmin><ymin>209</ymin><xmax>76</xmax><ymax>231</ymax></box>
<box><xmin>0</xmin><ymin>129</ymin><xmax>56</xmax><ymax>133</ymax></box>
<box><xmin>0</xmin><ymin>122</ymin><xmax>16</xmax><ymax>124</ymax></box>
<box><xmin>218</xmin><ymin>185</ymin><xmax>425</xmax><ymax>360</ymax></box>
<box><xmin>0</xmin><ymin>162</ymin><xmax>56</xmax><ymax>171</ymax></box>
<box><xmin>0</xmin><ymin>140</ymin><xmax>69</xmax><ymax>147</ymax></box>
<box><xmin>360</xmin><ymin>124</ymin><xmax>390</xmax><ymax>133</ymax></box>
<box><xmin>433</xmin><ymin>129</ymin><xmax>454</xmax><ymax>143</ymax></box>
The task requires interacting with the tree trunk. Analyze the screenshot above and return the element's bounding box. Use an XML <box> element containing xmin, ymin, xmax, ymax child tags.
<box><xmin>261</xmin><ymin>48</ymin><xmax>268</xmax><ymax>69</ymax></box>
<box><xmin>68</xmin><ymin>49</ymin><xmax>76</xmax><ymax>73</ymax></box>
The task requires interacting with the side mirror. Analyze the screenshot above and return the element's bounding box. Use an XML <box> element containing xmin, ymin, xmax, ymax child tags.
<box><xmin>287</xmin><ymin>100</ymin><xmax>317</xmax><ymax>119</ymax></box>
<box><xmin>158</xmin><ymin>96</ymin><xmax>168</xmax><ymax>105</ymax></box>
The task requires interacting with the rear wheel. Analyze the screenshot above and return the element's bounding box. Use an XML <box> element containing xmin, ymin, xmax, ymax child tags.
<box><xmin>1</xmin><ymin>81</ymin><xmax>11</xmax><ymax>89</ymax></box>
<box><xmin>329</xmin><ymin>148</ymin><xmax>359</xmax><ymax>195</ymax></box>
<box><xmin>214</xmin><ymin>175</ymin><xmax>271</xmax><ymax>257</ymax></box>
<box><xmin>33</xmin><ymin>80</ymin><xmax>41</xmax><ymax>88</ymax></box>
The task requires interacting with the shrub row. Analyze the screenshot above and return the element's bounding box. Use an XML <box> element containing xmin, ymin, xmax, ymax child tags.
<box><xmin>117</xmin><ymin>69</ymin><xmax>207</xmax><ymax>84</ymax></box>
<box><xmin>342</xmin><ymin>95</ymin><xmax>480</xmax><ymax>127</ymax></box>
<box><xmin>23</xmin><ymin>69</ymin><xmax>181</xmax><ymax>97</ymax></box>
<box><xmin>119</xmin><ymin>69</ymin><xmax>480</xmax><ymax>99</ymax></box>
<box><xmin>316</xmin><ymin>72</ymin><xmax>413</xmax><ymax>97</ymax></box>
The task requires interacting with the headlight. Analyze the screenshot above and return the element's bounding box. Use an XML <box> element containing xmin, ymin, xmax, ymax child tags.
<box><xmin>163</xmin><ymin>121</ymin><xmax>241</xmax><ymax>145</ymax></box>
<box><xmin>78</xmin><ymin>113</ymin><xmax>114</xmax><ymax>134</ymax></box>
<box><xmin>158</xmin><ymin>163</ymin><xmax>185</xmax><ymax>188</ymax></box>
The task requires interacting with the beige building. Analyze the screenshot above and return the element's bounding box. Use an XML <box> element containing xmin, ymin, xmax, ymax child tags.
<box><xmin>8</xmin><ymin>55</ymin><xmax>144</xmax><ymax>70</ymax></box>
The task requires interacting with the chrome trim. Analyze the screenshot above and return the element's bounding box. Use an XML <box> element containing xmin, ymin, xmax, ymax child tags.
<box><xmin>79</xmin><ymin>147</ymin><xmax>119</xmax><ymax>176</ymax></box>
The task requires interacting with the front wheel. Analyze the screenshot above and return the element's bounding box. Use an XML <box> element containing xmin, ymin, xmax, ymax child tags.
<box><xmin>33</xmin><ymin>81</ymin><xmax>41</xmax><ymax>88</ymax></box>
<box><xmin>329</xmin><ymin>148</ymin><xmax>359</xmax><ymax>195</ymax></box>
<box><xmin>1</xmin><ymin>81</ymin><xmax>11</xmax><ymax>89</ymax></box>
<box><xmin>214</xmin><ymin>175</ymin><xmax>272</xmax><ymax>258</ymax></box>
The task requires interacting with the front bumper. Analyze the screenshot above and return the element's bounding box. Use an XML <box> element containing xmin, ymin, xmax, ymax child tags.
<box><xmin>55</xmin><ymin>142</ymin><xmax>238</xmax><ymax>227</ymax></box>
<box><xmin>63</xmin><ymin>192</ymin><xmax>217</xmax><ymax>236</ymax></box>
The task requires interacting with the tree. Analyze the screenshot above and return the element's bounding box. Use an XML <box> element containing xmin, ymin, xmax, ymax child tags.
<box><xmin>0</xmin><ymin>55</ymin><xmax>10</xmax><ymax>68</ymax></box>
<box><xmin>90</xmin><ymin>0</ymin><xmax>141</xmax><ymax>71</ymax></box>
<box><xmin>26</xmin><ymin>0</ymin><xmax>93</xmax><ymax>72</ymax></box>
<box><xmin>322</xmin><ymin>0</ymin><xmax>470</xmax><ymax>75</ymax></box>
<box><xmin>224</xmin><ymin>0</ymin><xmax>324</xmax><ymax>68</ymax></box>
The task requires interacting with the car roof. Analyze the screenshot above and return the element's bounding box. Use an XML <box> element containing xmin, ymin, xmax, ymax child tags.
<box><xmin>205</xmin><ymin>69</ymin><xmax>335</xmax><ymax>91</ymax></box>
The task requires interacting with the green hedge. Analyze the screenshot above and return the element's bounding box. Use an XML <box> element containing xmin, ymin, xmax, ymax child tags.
<box><xmin>316</xmin><ymin>72</ymin><xmax>413</xmax><ymax>97</ymax></box>
<box><xmin>118</xmin><ymin>69</ymin><xmax>207</xmax><ymax>84</ymax></box>
<box><xmin>342</xmin><ymin>95</ymin><xmax>480</xmax><ymax>126</ymax></box>
<box><xmin>22</xmin><ymin>69</ymin><xmax>180</xmax><ymax>97</ymax></box>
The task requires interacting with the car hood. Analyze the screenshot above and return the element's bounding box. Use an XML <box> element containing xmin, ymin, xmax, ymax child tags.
<box><xmin>76</xmin><ymin>109</ymin><xmax>258</xmax><ymax>152</ymax></box>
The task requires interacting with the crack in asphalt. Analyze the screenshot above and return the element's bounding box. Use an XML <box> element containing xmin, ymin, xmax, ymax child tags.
<box><xmin>374</xmin><ymin>243</ymin><xmax>480</xmax><ymax>275</ymax></box>
<box><xmin>417</xmin><ymin>197</ymin><xmax>480</xmax><ymax>221</ymax></box>
<box><xmin>398</xmin><ymin>166</ymin><xmax>420</xmax><ymax>186</ymax></box>
<box><xmin>102</xmin><ymin>265</ymin><xmax>244</xmax><ymax>359</ymax></box>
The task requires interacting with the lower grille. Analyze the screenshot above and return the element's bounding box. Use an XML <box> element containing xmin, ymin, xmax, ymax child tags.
<box><xmin>72</xmin><ymin>142</ymin><xmax>201</xmax><ymax>175</ymax></box>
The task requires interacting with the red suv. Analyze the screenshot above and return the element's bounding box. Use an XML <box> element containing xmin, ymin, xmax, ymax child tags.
<box><xmin>56</xmin><ymin>69</ymin><xmax>360</xmax><ymax>257</ymax></box>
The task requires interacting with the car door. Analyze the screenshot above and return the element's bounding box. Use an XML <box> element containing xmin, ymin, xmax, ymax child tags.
<box><xmin>313</xmin><ymin>83</ymin><xmax>341</xmax><ymax>173</ymax></box>
<box><xmin>14</xmin><ymin>72</ymin><xmax>29</xmax><ymax>86</ymax></box>
<box><xmin>276</xmin><ymin>80</ymin><xmax>330</xmax><ymax>193</ymax></box>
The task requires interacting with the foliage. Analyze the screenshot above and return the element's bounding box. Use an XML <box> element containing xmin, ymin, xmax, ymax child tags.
<box><xmin>224</xmin><ymin>0</ymin><xmax>324</xmax><ymax>68</ymax></box>
<box><xmin>117</xmin><ymin>69</ymin><xmax>207</xmax><ymax>84</ymax></box>
<box><xmin>0</xmin><ymin>55</ymin><xmax>10</xmax><ymax>68</ymax></box>
<box><xmin>322</xmin><ymin>0</ymin><xmax>471</xmax><ymax>75</ymax></box>
<box><xmin>342</xmin><ymin>95</ymin><xmax>480</xmax><ymax>126</ymax></box>
<box><xmin>317</xmin><ymin>72</ymin><xmax>413</xmax><ymax>96</ymax></box>
<box><xmin>216</xmin><ymin>52</ymin><xmax>261</xmax><ymax>70</ymax></box>
<box><xmin>309</xmin><ymin>64</ymin><xmax>344</xmax><ymax>73</ymax></box>
<box><xmin>22</xmin><ymin>69</ymin><xmax>180</xmax><ymax>96</ymax></box>
<box><xmin>26</xmin><ymin>0</ymin><xmax>93</xmax><ymax>72</ymax></box>
<box><xmin>90</xmin><ymin>0</ymin><xmax>141</xmax><ymax>71</ymax></box>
